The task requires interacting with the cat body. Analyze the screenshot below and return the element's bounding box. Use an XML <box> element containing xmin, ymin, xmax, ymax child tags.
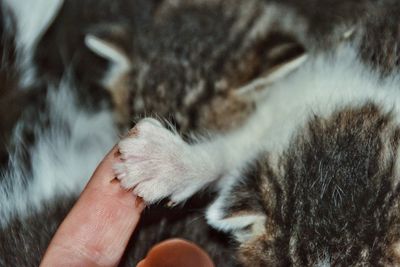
<box><xmin>2</xmin><ymin>0</ymin><xmax>400</xmax><ymax>266</ymax></box>
<box><xmin>117</xmin><ymin>44</ymin><xmax>400</xmax><ymax>266</ymax></box>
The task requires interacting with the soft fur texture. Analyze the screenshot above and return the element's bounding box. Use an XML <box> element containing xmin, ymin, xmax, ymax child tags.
<box><xmin>2</xmin><ymin>0</ymin><xmax>400</xmax><ymax>266</ymax></box>
<box><xmin>117</xmin><ymin>45</ymin><xmax>400</xmax><ymax>265</ymax></box>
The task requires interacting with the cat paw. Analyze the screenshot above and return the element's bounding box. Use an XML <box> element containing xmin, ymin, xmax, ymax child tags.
<box><xmin>114</xmin><ymin>118</ymin><xmax>209</xmax><ymax>204</ymax></box>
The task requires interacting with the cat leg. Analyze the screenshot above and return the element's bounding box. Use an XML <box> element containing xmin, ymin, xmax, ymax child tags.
<box><xmin>113</xmin><ymin>109</ymin><xmax>273</xmax><ymax>204</ymax></box>
<box><xmin>114</xmin><ymin>79</ymin><xmax>308</xmax><ymax>204</ymax></box>
<box><xmin>113</xmin><ymin>118</ymin><xmax>224</xmax><ymax>204</ymax></box>
<box><xmin>114</xmin><ymin>52</ymin><xmax>308</xmax><ymax>204</ymax></box>
<box><xmin>114</xmin><ymin>117</ymin><xmax>270</xmax><ymax>241</ymax></box>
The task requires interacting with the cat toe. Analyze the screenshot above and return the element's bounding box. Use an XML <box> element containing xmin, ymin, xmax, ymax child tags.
<box><xmin>133</xmin><ymin>179</ymin><xmax>172</xmax><ymax>204</ymax></box>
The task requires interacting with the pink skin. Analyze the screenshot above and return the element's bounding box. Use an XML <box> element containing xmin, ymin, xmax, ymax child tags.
<box><xmin>40</xmin><ymin>144</ymin><xmax>215</xmax><ymax>267</ymax></box>
<box><xmin>40</xmin><ymin>146</ymin><xmax>145</xmax><ymax>267</ymax></box>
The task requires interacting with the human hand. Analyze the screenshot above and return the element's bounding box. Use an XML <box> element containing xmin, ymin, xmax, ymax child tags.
<box><xmin>40</xmin><ymin>144</ymin><xmax>215</xmax><ymax>267</ymax></box>
<box><xmin>40</xmin><ymin>146</ymin><xmax>145</xmax><ymax>267</ymax></box>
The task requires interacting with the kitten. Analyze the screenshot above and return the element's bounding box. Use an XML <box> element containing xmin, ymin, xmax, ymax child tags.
<box><xmin>0</xmin><ymin>0</ymin><xmax>243</xmax><ymax>265</ymax></box>
<box><xmin>113</xmin><ymin>1</ymin><xmax>400</xmax><ymax>266</ymax></box>
<box><xmin>2</xmin><ymin>0</ymin><xmax>400</xmax><ymax>266</ymax></box>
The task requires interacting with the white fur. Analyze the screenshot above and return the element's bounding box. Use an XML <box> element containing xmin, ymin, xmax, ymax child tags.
<box><xmin>114</xmin><ymin>50</ymin><xmax>309</xmax><ymax>205</ymax></box>
<box><xmin>206</xmin><ymin>173</ymin><xmax>266</xmax><ymax>241</ymax></box>
<box><xmin>204</xmin><ymin>46</ymin><xmax>400</xmax><ymax>231</ymax></box>
<box><xmin>0</xmin><ymin>80</ymin><xmax>117</xmax><ymax>227</ymax></box>
<box><xmin>114</xmin><ymin>118</ymin><xmax>221</xmax><ymax>203</ymax></box>
<box><xmin>85</xmin><ymin>35</ymin><xmax>132</xmax><ymax>89</ymax></box>
<box><xmin>183</xmin><ymin>80</ymin><xmax>206</xmax><ymax>107</ymax></box>
<box><xmin>2</xmin><ymin>0</ymin><xmax>63</xmax><ymax>85</ymax></box>
<box><xmin>116</xmin><ymin>45</ymin><xmax>400</xmax><ymax>234</ymax></box>
<box><xmin>3</xmin><ymin>0</ymin><xmax>63</xmax><ymax>51</ymax></box>
<box><xmin>205</xmin><ymin>46</ymin><xmax>400</xmax><ymax>233</ymax></box>
<box><xmin>235</xmin><ymin>53</ymin><xmax>308</xmax><ymax>96</ymax></box>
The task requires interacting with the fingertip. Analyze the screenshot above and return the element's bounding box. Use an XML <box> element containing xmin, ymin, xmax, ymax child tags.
<box><xmin>41</xmin><ymin>145</ymin><xmax>145</xmax><ymax>267</ymax></box>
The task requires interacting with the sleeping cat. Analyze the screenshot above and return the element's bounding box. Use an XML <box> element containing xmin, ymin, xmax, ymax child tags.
<box><xmin>1</xmin><ymin>0</ymin><xmax>400</xmax><ymax>266</ymax></box>
<box><xmin>116</xmin><ymin>46</ymin><xmax>400</xmax><ymax>265</ymax></box>
<box><xmin>112</xmin><ymin>1</ymin><xmax>400</xmax><ymax>266</ymax></box>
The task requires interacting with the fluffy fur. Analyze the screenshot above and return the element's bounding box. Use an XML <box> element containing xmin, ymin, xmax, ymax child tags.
<box><xmin>2</xmin><ymin>0</ymin><xmax>63</xmax><ymax>85</ymax></box>
<box><xmin>0</xmin><ymin>81</ymin><xmax>117</xmax><ymax>227</ymax></box>
<box><xmin>3</xmin><ymin>0</ymin><xmax>400</xmax><ymax>266</ymax></box>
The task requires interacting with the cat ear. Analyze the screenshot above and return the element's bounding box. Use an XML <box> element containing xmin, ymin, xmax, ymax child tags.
<box><xmin>84</xmin><ymin>34</ymin><xmax>132</xmax><ymax>90</ymax></box>
<box><xmin>206</xmin><ymin>170</ymin><xmax>268</xmax><ymax>242</ymax></box>
<box><xmin>206</xmin><ymin>195</ymin><xmax>266</xmax><ymax>242</ymax></box>
<box><xmin>235</xmin><ymin>51</ymin><xmax>307</xmax><ymax>96</ymax></box>
<box><xmin>234</xmin><ymin>49</ymin><xmax>307</xmax><ymax>97</ymax></box>
<box><xmin>84</xmin><ymin>27</ymin><xmax>132</xmax><ymax>124</ymax></box>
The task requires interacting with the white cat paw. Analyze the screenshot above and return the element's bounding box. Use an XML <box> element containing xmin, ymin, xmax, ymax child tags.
<box><xmin>114</xmin><ymin>118</ymin><xmax>211</xmax><ymax>204</ymax></box>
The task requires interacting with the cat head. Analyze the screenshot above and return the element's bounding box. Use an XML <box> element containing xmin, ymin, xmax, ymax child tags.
<box><xmin>84</xmin><ymin>0</ymin><xmax>309</xmax><ymax>132</ymax></box>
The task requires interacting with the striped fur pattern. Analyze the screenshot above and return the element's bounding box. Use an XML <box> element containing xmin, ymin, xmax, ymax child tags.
<box><xmin>2</xmin><ymin>0</ymin><xmax>400</xmax><ymax>266</ymax></box>
<box><xmin>220</xmin><ymin>103</ymin><xmax>400</xmax><ymax>266</ymax></box>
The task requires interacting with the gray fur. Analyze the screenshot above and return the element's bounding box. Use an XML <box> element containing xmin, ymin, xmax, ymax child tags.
<box><xmin>2</xmin><ymin>0</ymin><xmax>400</xmax><ymax>266</ymax></box>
